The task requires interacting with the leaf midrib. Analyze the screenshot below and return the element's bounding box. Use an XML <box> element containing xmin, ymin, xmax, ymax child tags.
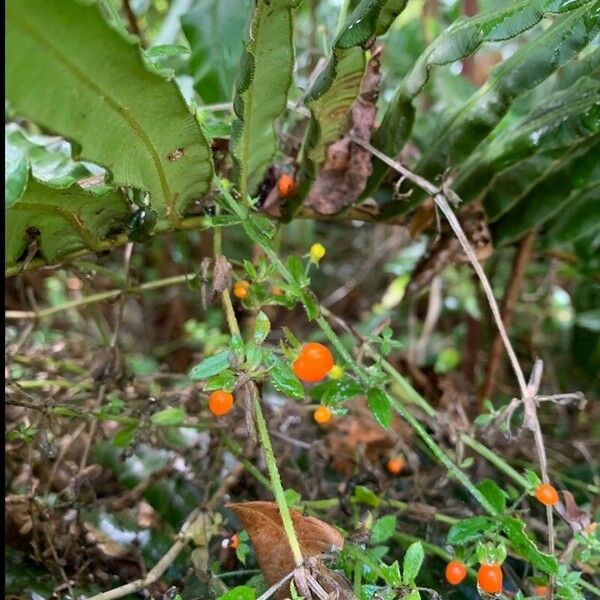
<box><xmin>8</xmin><ymin>5</ymin><xmax>176</xmax><ymax>221</ymax></box>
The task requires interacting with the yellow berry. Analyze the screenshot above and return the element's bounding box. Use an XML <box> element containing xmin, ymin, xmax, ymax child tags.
<box><xmin>309</xmin><ymin>243</ymin><xmax>326</xmax><ymax>263</ymax></box>
<box><xmin>328</xmin><ymin>365</ymin><xmax>343</xmax><ymax>380</ymax></box>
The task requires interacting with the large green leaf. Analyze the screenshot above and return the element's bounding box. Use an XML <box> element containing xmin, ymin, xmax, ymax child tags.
<box><xmin>5</xmin><ymin>124</ymin><xmax>102</xmax><ymax>207</ymax></box>
<box><xmin>491</xmin><ymin>134</ymin><xmax>600</xmax><ymax>245</ymax></box>
<box><xmin>181</xmin><ymin>0</ymin><xmax>252</xmax><ymax>103</ymax></box>
<box><xmin>6</xmin><ymin>0</ymin><xmax>213</xmax><ymax>224</ymax></box>
<box><xmin>543</xmin><ymin>183</ymin><xmax>600</xmax><ymax>245</ymax></box>
<box><xmin>365</xmin><ymin>0</ymin><xmax>595</xmax><ymax>200</ymax></box>
<box><xmin>230</xmin><ymin>0</ymin><xmax>298</xmax><ymax>194</ymax></box>
<box><xmin>304</xmin><ymin>0</ymin><xmax>409</xmax><ymax>168</ymax></box>
<box><xmin>454</xmin><ymin>76</ymin><xmax>600</xmax><ymax>202</ymax></box>
<box><xmin>414</xmin><ymin>5</ymin><xmax>600</xmax><ymax>187</ymax></box>
<box><xmin>6</xmin><ymin>178</ymin><xmax>130</xmax><ymax>268</ymax></box>
<box><xmin>284</xmin><ymin>0</ymin><xmax>409</xmax><ymax>219</ymax></box>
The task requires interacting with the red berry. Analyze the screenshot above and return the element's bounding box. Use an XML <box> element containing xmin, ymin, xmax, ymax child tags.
<box><xmin>535</xmin><ymin>483</ymin><xmax>559</xmax><ymax>506</ymax></box>
<box><xmin>209</xmin><ymin>390</ymin><xmax>234</xmax><ymax>416</ymax></box>
<box><xmin>445</xmin><ymin>560</ymin><xmax>467</xmax><ymax>586</ymax></box>
<box><xmin>477</xmin><ymin>563</ymin><xmax>503</xmax><ymax>594</ymax></box>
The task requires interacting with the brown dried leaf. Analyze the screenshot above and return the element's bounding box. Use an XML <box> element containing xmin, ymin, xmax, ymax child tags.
<box><xmin>212</xmin><ymin>255</ymin><xmax>232</xmax><ymax>296</ymax></box>
<box><xmin>227</xmin><ymin>501</ymin><xmax>344</xmax><ymax>591</ymax></box>
<box><xmin>556</xmin><ymin>490</ymin><xmax>591</xmax><ymax>533</ymax></box>
<box><xmin>306</xmin><ymin>46</ymin><xmax>382</xmax><ymax>215</ymax></box>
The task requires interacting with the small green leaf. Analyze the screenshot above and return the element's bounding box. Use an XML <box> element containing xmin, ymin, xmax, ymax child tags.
<box><xmin>405</xmin><ymin>589</ymin><xmax>421</xmax><ymax>600</ymax></box>
<box><xmin>300</xmin><ymin>290</ymin><xmax>320</xmax><ymax>321</ymax></box>
<box><xmin>287</xmin><ymin>255</ymin><xmax>306</xmax><ymax>285</ymax></box>
<box><xmin>502</xmin><ymin>517</ymin><xmax>558</xmax><ymax>574</ymax></box>
<box><xmin>367</xmin><ymin>388</ymin><xmax>392</xmax><ymax>428</ymax></box>
<box><xmin>476</xmin><ymin>479</ymin><xmax>507</xmax><ymax>514</ymax></box>
<box><xmin>447</xmin><ymin>516</ymin><xmax>496</xmax><ymax>545</ymax></box>
<box><xmin>113</xmin><ymin>423</ymin><xmax>138</xmax><ymax>447</ymax></box>
<box><xmin>205</xmin><ymin>369</ymin><xmax>236</xmax><ymax>391</ymax></box>
<box><xmin>253</xmin><ymin>311</ymin><xmax>271</xmax><ymax>344</ymax></box>
<box><xmin>371</xmin><ymin>515</ymin><xmax>397</xmax><ymax>544</ymax></box>
<box><xmin>380</xmin><ymin>560</ymin><xmax>402</xmax><ymax>587</ymax></box>
<box><xmin>284</xmin><ymin>488</ymin><xmax>302</xmax><ymax>506</ymax></box>
<box><xmin>189</xmin><ymin>350</ymin><xmax>231</xmax><ymax>380</ymax></box>
<box><xmin>218</xmin><ymin>586</ymin><xmax>256</xmax><ymax>600</ymax></box>
<box><xmin>230</xmin><ymin>334</ymin><xmax>245</xmax><ymax>363</ymax></box>
<box><xmin>151</xmin><ymin>407</ymin><xmax>186</xmax><ymax>426</ymax></box>
<box><xmin>245</xmin><ymin>341</ymin><xmax>263</xmax><ymax>370</ymax></box>
<box><xmin>403</xmin><ymin>541</ymin><xmax>424</xmax><ymax>583</ymax></box>
<box><xmin>352</xmin><ymin>485</ymin><xmax>380</xmax><ymax>508</ymax></box>
<box><xmin>264</xmin><ymin>351</ymin><xmax>305</xmax><ymax>400</ymax></box>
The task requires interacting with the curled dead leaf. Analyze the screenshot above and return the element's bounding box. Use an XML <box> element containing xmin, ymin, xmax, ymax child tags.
<box><xmin>227</xmin><ymin>501</ymin><xmax>344</xmax><ymax>594</ymax></box>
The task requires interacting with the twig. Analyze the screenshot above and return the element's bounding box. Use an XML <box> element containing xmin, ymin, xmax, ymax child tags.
<box><xmin>80</xmin><ymin>243</ymin><xmax>133</xmax><ymax>472</ymax></box>
<box><xmin>480</xmin><ymin>231</ymin><xmax>537</xmax><ymax>405</ymax></box>
<box><xmin>349</xmin><ymin>136</ymin><xmax>555</xmax><ymax>567</ymax></box>
<box><xmin>121</xmin><ymin>0</ymin><xmax>147</xmax><ymax>47</ymax></box>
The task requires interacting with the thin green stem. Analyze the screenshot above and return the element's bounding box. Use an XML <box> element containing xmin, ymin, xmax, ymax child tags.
<box><xmin>252</xmin><ymin>385</ymin><xmax>304</xmax><ymax>566</ymax></box>
<box><xmin>461</xmin><ymin>434</ymin><xmax>530</xmax><ymax>489</ymax></box>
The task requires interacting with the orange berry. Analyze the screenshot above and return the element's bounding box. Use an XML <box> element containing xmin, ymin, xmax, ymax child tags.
<box><xmin>293</xmin><ymin>342</ymin><xmax>334</xmax><ymax>383</ymax></box>
<box><xmin>277</xmin><ymin>174</ymin><xmax>295</xmax><ymax>198</ymax></box>
<box><xmin>229</xmin><ymin>533</ymin><xmax>240</xmax><ymax>550</ymax></box>
<box><xmin>535</xmin><ymin>483</ymin><xmax>559</xmax><ymax>506</ymax></box>
<box><xmin>534</xmin><ymin>585</ymin><xmax>549</xmax><ymax>597</ymax></box>
<box><xmin>208</xmin><ymin>390</ymin><xmax>234</xmax><ymax>416</ymax></box>
<box><xmin>445</xmin><ymin>561</ymin><xmax>467</xmax><ymax>586</ymax></box>
<box><xmin>313</xmin><ymin>406</ymin><xmax>332</xmax><ymax>424</ymax></box>
<box><xmin>387</xmin><ymin>457</ymin><xmax>405</xmax><ymax>475</ymax></box>
<box><xmin>233</xmin><ymin>281</ymin><xmax>249</xmax><ymax>300</ymax></box>
<box><xmin>272</xmin><ymin>286</ymin><xmax>284</xmax><ymax>296</ymax></box>
<box><xmin>477</xmin><ymin>564</ymin><xmax>503</xmax><ymax>595</ymax></box>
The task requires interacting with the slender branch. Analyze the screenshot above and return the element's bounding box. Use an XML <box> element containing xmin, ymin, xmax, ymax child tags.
<box><xmin>480</xmin><ymin>231</ymin><xmax>537</xmax><ymax>406</ymax></box>
<box><xmin>351</xmin><ymin>136</ymin><xmax>555</xmax><ymax>565</ymax></box>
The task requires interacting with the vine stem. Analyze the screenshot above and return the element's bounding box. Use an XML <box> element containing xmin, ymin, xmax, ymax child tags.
<box><xmin>215</xmin><ymin>214</ymin><xmax>303</xmax><ymax>568</ymax></box>
<box><xmin>214</xmin><ymin>177</ymin><xmax>524</xmax><ymax>517</ymax></box>
<box><xmin>252</xmin><ymin>384</ymin><xmax>304</xmax><ymax>566</ymax></box>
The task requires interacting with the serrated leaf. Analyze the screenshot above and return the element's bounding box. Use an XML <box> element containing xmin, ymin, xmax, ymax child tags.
<box><xmin>287</xmin><ymin>255</ymin><xmax>306</xmax><ymax>285</ymax></box>
<box><xmin>253</xmin><ymin>311</ymin><xmax>271</xmax><ymax>344</ymax></box>
<box><xmin>366</xmin><ymin>0</ymin><xmax>595</xmax><ymax>201</ymax></box>
<box><xmin>380</xmin><ymin>560</ymin><xmax>402</xmax><ymax>587</ymax></box>
<box><xmin>181</xmin><ymin>0</ymin><xmax>252</xmax><ymax>104</ymax></box>
<box><xmin>6</xmin><ymin>178</ymin><xmax>130</xmax><ymax>268</ymax></box>
<box><xmin>367</xmin><ymin>388</ymin><xmax>393</xmax><ymax>428</ymax></box>
<box><xmin>501</xmin><ymin>516</ymin><xmax>558</xmax><ymax>574</ymax></box>
<box><xmin>230</xmin><ymin>0</ymin><xmax>298</xmax><ymax>193</ymax></box>
<box><xmin>301</xmin><ymin>290</ymin><xmax>320</xmax><ymax>321</ymax></box>
<box><xmin>288</xmin><ymin>0</ymin><xmax>409</xmax><ymax>218</ymax></box>
<box><xmin>310</xmin><ymin>379</ymin><xmax>364</xmax><ymax>404</ymax></box>
<box><xmin>447</xmin><ymin>516</ymin><xmax>496</xmax><ymax>545</ymax></box>
<box><xmin>402</xmin><ymin>541</ymin><xmax>424</xmax><ymax>583</ymax></box>
<box><xmin>189</xmin><ymin>350</ymin><xmax>231</xmax><ymax>381</ymax></box>
<box><xmin>371</xmin><ymin>515</ymin><xmax>397</xmax><ymax>544</ymax></box>
<box><xmin>476</xmin><ymin>479</ymin><xmax>507</xmax><ymax>513</ymax></box>
<box><xmin>151</xmin><ymin>407</ymin><xmax>186</xmax><ymax>426</ymax></box>
<box><xmin>264</xmin><ymin>350</ymin><xmax>305</xmax><ymax>399</ymax></box>
<box><xmin>245</xmin><ymin>341</ymin><xmax>263</xmax><ymax>370</ymax></box>
<box><xmin>6</xmin><ymin>0</ymin><xmax>213</xmax><ymax>224</ymax></box>
<box><xmin>205</xmin><ymin>369</ymin><xmax>237</xmax><ymax>392</ymax></box>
